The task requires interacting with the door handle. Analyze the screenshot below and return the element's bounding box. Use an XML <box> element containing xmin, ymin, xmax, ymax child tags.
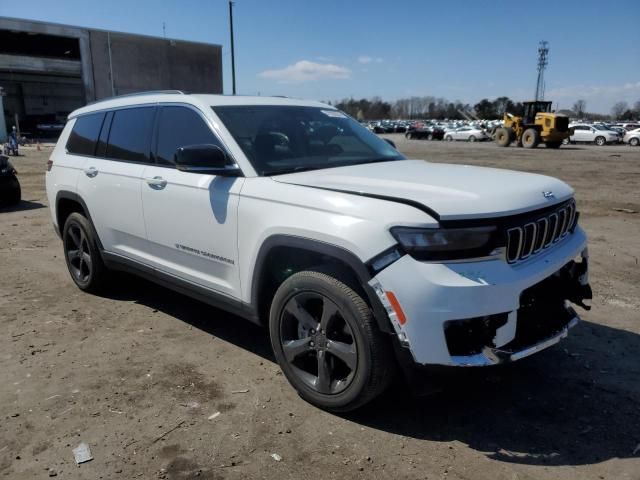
<box><xmin>84</xmin><ymin>167</ymin><xmax>98</xmax><ymax>178</ymax></box>
<box><xmin>145</xmin><ymin>176</ymin><xmax>167</xmax><ymax>189</ymax></box>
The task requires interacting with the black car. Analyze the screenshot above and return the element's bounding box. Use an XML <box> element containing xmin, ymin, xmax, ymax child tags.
<box><xmin>0</xmin><ymin>155</ymin><xmax>21</xmax><ymax>206</ymax></box>
<box><xmin>406</xmin><ymin>125</ymin><xmax>445</xmax><ymax>140</ymax></box>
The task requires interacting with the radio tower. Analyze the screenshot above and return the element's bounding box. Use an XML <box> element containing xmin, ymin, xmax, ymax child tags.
<box><xmin>535</xmin><ymin>41</ymin><xmax>549</xmax><ymax>101</ymax></box>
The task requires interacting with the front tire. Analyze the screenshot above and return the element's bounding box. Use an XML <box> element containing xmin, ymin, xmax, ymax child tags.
<box><xmin>468</xmin><ymin>135</ymin><xmax>477</xmax><ymax>142</ymax></box>
<box><xmin>630</xmin><ymin>137</ymin><xmax>640</xmax><ymax>147</ymax></box>
<box><xmin>522</xmin><ymin>128</ymin><xmax>540</xmax><ymax>148</ymax></box>
<box><xmin>445</xmin><ymin>135</ymin><xmax>453</xmax><ymax>142</ymax></box>
<box><xmin>62</xmin><ymin>212</ymin><xmax>107</xmax><ymax>293</ymax></box>
<box><xmin>495</xmin><ymin>127</ymin><xmax>511</xmax><ymax>147</ymax></box>
<box><xmin>269</xmin><ymin>270</ymin><xmax>393</xmax><ymax>412</ymax></box>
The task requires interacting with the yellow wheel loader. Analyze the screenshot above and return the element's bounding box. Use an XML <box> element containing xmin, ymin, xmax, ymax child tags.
<box><xmin>494</xmin><ymin>101</ymin><xmax>571</xmax><ymax>149</ymax></box>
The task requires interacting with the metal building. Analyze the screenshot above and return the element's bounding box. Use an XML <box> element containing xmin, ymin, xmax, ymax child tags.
<box><xmin>0</xmin><ymin>17</ymin><xmax>223</xmax><ymax>141</ymax></box>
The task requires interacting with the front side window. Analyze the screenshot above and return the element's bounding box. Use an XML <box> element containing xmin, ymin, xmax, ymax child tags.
<box><xmin>213</xmin><ymin>105</ymin><xmax>404</xmax><ymax>176</ymax></box>
<box><xmin>155</xmin><ymin>106</ymin><xmax>223</xmax><ymax>166</ymax></box>
<box><xmin>66</xmin><ymin>112</ymin><xmax>105</xmax><ymax>156</ymax></box>
<box><xmin>106</xmin><ymin>107</ymin><xmax>155</xmax><ymax>163</ymax></box>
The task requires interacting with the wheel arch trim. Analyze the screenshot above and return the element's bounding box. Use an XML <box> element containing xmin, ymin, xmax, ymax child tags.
<box><xmin>250</xmin><ymin>234</ymin><xmax>393</xmax><ymax>333</ymax></box>
<box><xmin>55</xmin><ymin>190</ymin><xmax>104</xmax><ymax>250</ymax></box>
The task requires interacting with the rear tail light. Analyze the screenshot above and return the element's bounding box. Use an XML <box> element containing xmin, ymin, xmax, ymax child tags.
<box><xmin>46</xmin><ymin>158</ymin><xmax>53</xmax><ymax>172</ymax></box>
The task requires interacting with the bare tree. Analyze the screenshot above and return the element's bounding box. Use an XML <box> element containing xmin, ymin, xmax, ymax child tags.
<box><xmin>572</xmin><ymin>99</ymin><xmax>587</xmax><ymax>118</ymax></box>
<box><xmin>634</xmin><ymin>100</ymin><xmax>640</xmax><ymax>116</ymax></box>
<box><xmin>611</xmin><ymin>101</ymin><xmax>629</xmax><ymax>119</ymax></box>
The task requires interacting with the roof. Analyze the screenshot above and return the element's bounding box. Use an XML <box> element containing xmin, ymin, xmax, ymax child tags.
<box><xmin>69</xmin><ymin>91</ymin><xmax>331</xmax><ymax>118</ymax></box>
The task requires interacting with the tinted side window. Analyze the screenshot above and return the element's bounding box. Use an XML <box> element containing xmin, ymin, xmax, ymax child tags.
<box><xmin>66</xmin><ymin>112</ymin><xmax>105</xmax><ymax>156</ymax></box>
<box><xmin>106</xmin><ymin>107</ymin><xmax>155</xmax><ymax>163</ymax></box>
<box><xmin>156</xmin><ymin>106</ymin><xmax>222</xmax><ymax>166</ymax></box>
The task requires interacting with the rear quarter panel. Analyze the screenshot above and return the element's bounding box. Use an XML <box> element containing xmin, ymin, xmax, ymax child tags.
<box><xmin>46</xmin><ymin>119</ymin><xmax>84</xmax><ymax>229</ymax></box>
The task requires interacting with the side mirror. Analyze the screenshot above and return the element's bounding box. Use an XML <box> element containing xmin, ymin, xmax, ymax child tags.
<box><xmin>175</xmin><ymin>144</ymin><xmax>241</xmax><ymax>176</ymax></box>
<box><xmin>383</xmin><ymin>138</ymin><xmax>397</xmax><ymax>149</ymax></box>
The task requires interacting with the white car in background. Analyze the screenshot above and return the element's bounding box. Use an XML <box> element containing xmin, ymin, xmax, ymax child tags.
<box><xmin>444</xmin><ymin>126</ymin><xmax>488</xmax><ymax>142</ymax></box>
<box><xmin>623</xmin><ymin>128</ymin><xmax>640</xmax><ymax>146</ymax></box>
<box><xmin>566</xmin><ymin>124</ymin><xmax>620</xmax><ymax>146</ymax></box>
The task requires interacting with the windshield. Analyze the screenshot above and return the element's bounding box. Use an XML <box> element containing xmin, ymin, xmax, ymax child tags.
<box><xmin>212</xmin><ymin>105</ymin><xmax>405</xmax><ymax>175</ymax></box>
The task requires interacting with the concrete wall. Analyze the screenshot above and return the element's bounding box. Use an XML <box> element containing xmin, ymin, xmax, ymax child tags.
<box><xmin>0</xmin><ymin>17</ymin><xmax>222</xmax><ymax>138</ymax></box>
<box><xmin>90</xmin><ymin>31</ymin><xmax>222</xmax><ymax>99</ymax></box>
<box><xmin>0</xmin><ymin>16</ymin><xmax>223</xmax><ymax>103</ymax></box>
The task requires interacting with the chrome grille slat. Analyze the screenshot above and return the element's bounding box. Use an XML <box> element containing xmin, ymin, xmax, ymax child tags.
<box><xmin>506</xmin><ymin>200</ymin><xmax>576</xmax><ymax>264</ymax></box>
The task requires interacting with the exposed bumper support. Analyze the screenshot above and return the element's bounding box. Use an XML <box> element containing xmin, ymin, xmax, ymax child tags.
<box><xmin>450</xmin><ymin>316</ymin><xmax>579</xmax><ymax>366</ymax></box>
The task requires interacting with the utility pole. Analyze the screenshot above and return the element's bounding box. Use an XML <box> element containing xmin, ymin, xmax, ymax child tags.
<box><xmin>229</xmin><ymin>1</ymin><xmax>236</xmax><ymax>95</ymax></box>
<box><xmin>535</xmin><ymin>41</ymin><xmax>549</xmax><ymax>101</ymax></box>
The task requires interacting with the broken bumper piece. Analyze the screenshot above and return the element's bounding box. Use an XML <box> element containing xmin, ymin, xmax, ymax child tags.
<box><xmin>451</xmin><ymin>315</ymin><xmax>579</xmax><ymax>366</ymax></box>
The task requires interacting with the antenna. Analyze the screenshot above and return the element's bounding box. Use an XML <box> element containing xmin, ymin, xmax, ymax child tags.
<box><xmin>162</xmin><ymin>22</ymin><xmax>166</xmax><ymax>39</ymax></box>
<box><xmin>535</xmin><ymin>41</ymin><xmax>549</xmax><ymax>101</ymax></box>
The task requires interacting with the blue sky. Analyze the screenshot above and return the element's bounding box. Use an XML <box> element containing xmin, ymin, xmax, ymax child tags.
<box><xmin>2</xmin><ymin>0</ymin><xmax>638</xmax><ymax>113</ymax></box>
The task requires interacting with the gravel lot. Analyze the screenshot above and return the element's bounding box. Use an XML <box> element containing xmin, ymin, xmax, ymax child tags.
<box><xmin>1</xmin><ymin>138</ymin><xmax>639</xmax><ymax>479</ymax></box>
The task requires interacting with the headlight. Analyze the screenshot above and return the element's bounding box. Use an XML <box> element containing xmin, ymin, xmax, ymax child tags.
<box><xmin>390</xmin><ymin>226</ymin><xmax>499</xmax><ymax>261</ymax></box>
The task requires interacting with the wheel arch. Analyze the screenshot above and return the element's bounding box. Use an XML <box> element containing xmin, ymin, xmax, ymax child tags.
<box><xmin>55</xmin><ymin>191</ymin><xmax>103</xmax><ymax>250</ymax></box>
<box><xmin>250</xmin><ymin>235</ymin><xmax>392</xmax><ymax>334</ymax></box>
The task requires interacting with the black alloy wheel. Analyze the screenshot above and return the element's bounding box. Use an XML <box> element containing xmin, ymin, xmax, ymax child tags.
<box><xmin>279</xmin><ymin>291</ymin><xmax>357</xmax><ymax>395</ymax></box>
<box><xmin>62</xmin><ymin>213</ymin><xmax>107</xmax><ymax>292</ymax></box>
<box><xmin>269</xmin><ymin>270</ymin><xmax>394</xmax><ymax>411</ymax></box>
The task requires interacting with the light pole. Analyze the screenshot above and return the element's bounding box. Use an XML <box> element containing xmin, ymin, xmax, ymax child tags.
<box><xmin>229</xmin><ymin>1</ymin><xmax>236</xmax><ymax>95</ymax></box>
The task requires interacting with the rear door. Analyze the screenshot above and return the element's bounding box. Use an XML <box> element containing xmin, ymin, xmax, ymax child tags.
<box><xmin>76</xmin><ymin>106</ymin><xmax>156</xmax><ymax>263</ymax></box>
<box><xmin>140</xmin><ymin>104</ymin><xmax>244</xmax><ymax>298</ymax></box>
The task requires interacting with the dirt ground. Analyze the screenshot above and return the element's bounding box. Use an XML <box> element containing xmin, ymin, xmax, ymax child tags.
<box><xmin>1</xmin><ymin>138</ymin><xmax>639</xmax><ymax>480</ymax></box>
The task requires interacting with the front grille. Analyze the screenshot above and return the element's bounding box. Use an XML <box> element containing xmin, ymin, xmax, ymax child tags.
<box><xmin>506</xmin><ymin>200</ymin><xmax>577</xmax><ymax>264</ymax></box>
<box><xmin>555</xmin><ymin>117</ymin><xmax>569</xmax><ymax>132</ymax></box>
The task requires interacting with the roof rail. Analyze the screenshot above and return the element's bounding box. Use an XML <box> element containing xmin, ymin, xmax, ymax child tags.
<box><xmin>86</xmin><ymin>90</ymin><xmax>187</xmax><ymax>106</ymax></box>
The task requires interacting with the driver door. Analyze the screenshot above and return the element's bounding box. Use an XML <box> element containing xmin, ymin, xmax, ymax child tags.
<box><xmin>140</xmin><ymin>105</ymin><xmax>244</xmax><ymax>299</ymax></box>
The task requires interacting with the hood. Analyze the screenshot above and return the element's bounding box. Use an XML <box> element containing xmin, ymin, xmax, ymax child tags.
<box><xmin>273</xmin><ymin>160</ymin><xmax>573</xmax><ymax>221</ymax></box>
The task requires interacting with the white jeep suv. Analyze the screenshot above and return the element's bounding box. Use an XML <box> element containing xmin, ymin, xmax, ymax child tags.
<box><xmin>46</xmin><ymin>91</ymin><xmax>592</xmax><ymax>411</ymax></box>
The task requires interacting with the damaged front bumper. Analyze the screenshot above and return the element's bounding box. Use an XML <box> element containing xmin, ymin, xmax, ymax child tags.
<box><xmin>370</xmin><ymin>226</ymin><xmax>591</xmax><ymax>367</ymax></box>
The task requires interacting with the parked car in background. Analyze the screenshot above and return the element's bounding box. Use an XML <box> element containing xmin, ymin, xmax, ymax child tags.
<box><xmin>0</xmin><ymin>155</ymin><xmax>21</xmax><ymax>206</ymax></box>
<box><xmin>604</xmin><ymin>125</ymin><xmax>627</xmax><ymax>138</ymax></box>
<box><xmin>565</xmin><ymin>124</ymin><xmax>620</xmax><ymax>146</ymax></box>
<box><xmin>623</xmin><ymin>128</ymin><xmax>640</xmax><ymax>146</ymax></box>
<box><xmin>406</xmin><ymin>125</ymin><xmax>445</xmax><ymax>140</ymax></box>
<box><xmin>616</xmin><ymin>123</ymin><xmax>640</xmax><ymax>131</ymax></box>
<box><xmin>444</xmin><ymin>126</ymin><xmax>488</xmax><ymax>142</ymax></box>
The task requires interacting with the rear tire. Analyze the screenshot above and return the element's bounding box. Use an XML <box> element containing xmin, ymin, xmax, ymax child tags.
<box><xmin>630</xmin><ymin>137</ymin><xmax>640</xmax><ymax>147</ymax></box>
<box><xmin>269</xmin><ymin>270</ymin><xmax>394</xmax><ymax>412</ymax></box>
<box><xmin>545</xmin><ymin>141</ymin><xmax>562</xmax><ymax>149</ymax></box>
<box><xmin>62</xmin><ymin>212</ymin><xmax>108</xmax><ymax>293</ymax></box>
<box><xmin>594</xmin><ymin>136</ymin><xmax>606</xmax><ymax>146</ymax></box>
<box><xmin>445</xmin><ymin>135</ymin><xmax>453</xmax><ymax>142</ymax></box>
<box><xmin>468</xmin><ymin>135</ymin><xmax>477</xmax><ymax>142</ymax></box>
<box><xmin>0</xmin><ymin>175</ymin><xmax>21</xmax><ymax>206</ymax></box>
<box><xmin>522</xmin><ymin>128</ymin><xmax>540</xmax><ymax>148</ymax></box>
<box><xmin>495</xmin><ymin>128</ymin><xmax>511</xmax><ymax>147</ymax></box>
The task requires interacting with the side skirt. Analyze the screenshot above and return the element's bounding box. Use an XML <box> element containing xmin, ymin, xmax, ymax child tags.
<box><xmin>102</xmin><ymin>252</ymin><xmax>260</xmax><ymax>324</ymax></box>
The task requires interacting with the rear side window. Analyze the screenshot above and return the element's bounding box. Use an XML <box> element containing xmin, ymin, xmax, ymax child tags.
<box><xmin>106</xmin><ymin>107</ymin><xmax>155</xmax><ymax>163</ymax></box>
<box><xmin>155</xmin><ymin>106</ymin><xmax>223</xmax><ymax>166</ymax></box>
<box><xmin>66</xmin><ymin>112</ymin><xmax>105</xmax><ymax>156</ymax></box>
